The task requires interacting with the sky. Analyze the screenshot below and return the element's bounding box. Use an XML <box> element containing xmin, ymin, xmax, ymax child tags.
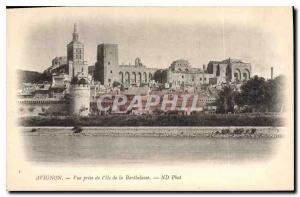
<box><xmin>7</xmin><ymin>7</ymin><xmax>293</xmax><ymax>79</ymax></box>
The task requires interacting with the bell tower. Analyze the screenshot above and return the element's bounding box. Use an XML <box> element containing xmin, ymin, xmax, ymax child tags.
<box><xmin>72</xmin><ymin>23</ymin><xmax>79</xmax><ymax>41</ymax></box>
<box><xmin>67</xmin><ymin>23</ymin><xmax>87</xmax><ymax>78</ymax></box>
<box><xmin>67</xmin><ymin>23</ymin><xmax>84</xmax><ymax>64</ymax></box>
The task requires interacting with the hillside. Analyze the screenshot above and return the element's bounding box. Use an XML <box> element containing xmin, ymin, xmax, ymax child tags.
<box><xmin>17</xmin><ymin>69</ymin><xmax>51</xmax><ymax>84</ymax></box>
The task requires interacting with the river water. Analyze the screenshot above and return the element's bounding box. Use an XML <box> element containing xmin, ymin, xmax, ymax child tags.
<box><xmin>22</xmin><ymin>127</ymin><xmax>279</xmax><ymax>165</ymax></box>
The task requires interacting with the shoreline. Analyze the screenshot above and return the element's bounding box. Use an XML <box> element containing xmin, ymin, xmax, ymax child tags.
<box><xmin>22</xmin><ymin>126</ymin><xmax>283</xmax><ymax>138</ymax></box>
<box><xmin>18</xmin><ymin>114</ymin><xmax>285</xmax><ymax>127</ymax></box>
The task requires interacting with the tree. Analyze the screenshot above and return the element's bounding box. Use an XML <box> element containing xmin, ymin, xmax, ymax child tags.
<box><xmin>216</xmin><ymin>85</ymin><xmax>235</xmax><ymax>113</ymax></box>
<box><xmin>153</xmin><ymin>69</ymin><xmax>167</xmax><ymax>84</ymax></box>
<box><xmin>265</xmin><ymin>75</ymin><xmax>286</xmax><ymax>112</ymax></box>
<box><xmin>239</xmin><ymin>75</ymin><xmax>268</xmax><ymax>112</ymax></box>
<box><xmin>233</xmin><ymin>75</ymin><xmax>286</xmax><ymax>113</ymax></box>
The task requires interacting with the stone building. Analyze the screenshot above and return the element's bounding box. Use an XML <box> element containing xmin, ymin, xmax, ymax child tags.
<box><xmin>28</xmin><ymin>23</ymin><xmax>253</xmax><ymax>117</ymax></box>
<box><xmin>94</xmin><ymin>44</ymin><xmax>157</xmax><ymax>87</ymax></box>
<box><xmin>20</xmin><ymin>23</ymin><xmax>91</xmax><ymax>117</ymax></box>
<box><xmin>166</xmin><ymin>58</ymin><xmax>252</xmax><ymax>89</ymax></box>
<box><xmin>50</xmin><ymin>74</ymin><xmax>69</xmax><ymax>99</ymax></box>
<box><xmin>17</xmin><ymin>99</ymin><xmax>68</xmax><ymax>117</ymax></box>
<box><xmin>44</xmin><ymin>56</ymin><xmax>67</xmax><ymax>75</ymax></box>
<box><xmin>166</xmin><ymin>59</ymin><xmax>215</xmax><ymax>89</ymax></box>
<box><xmin>44</xmin><ymin>24</ymin><xmax>88</xmax><ymax>79</ymax></box>
<box><xmin>88</xmin><ymin>65</ymin><xmax>95</xmax><ymax>77</ymax></box>
<box><xmin>65</xmin><ymin>24</ymin><xmax>90</xmax><ymax>116</ymax></box>
<box><xmin>69</xmin><ymin>74</ymin><xmax>90</xmax><ymax>116</ymax></box>
<box><xmin>207</xmin><ymin>58</ymin><xmax>251</xmax><ymax>83</ymax></box>
<box><xmin>67</xmin><ymin>23</ymin><xmax>88</xmax><ymax>80</ymax></box>
<box><xmin>52</xmin><ymin>56</ymin><xmax>67</xmax><ymax>67</ymax></box>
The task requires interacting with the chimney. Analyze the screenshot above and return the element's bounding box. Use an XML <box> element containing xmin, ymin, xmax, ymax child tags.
<box><xmin>271</xmin><ymin>67</ymin><xmax>274</xmax><ymax>80</ymax></box>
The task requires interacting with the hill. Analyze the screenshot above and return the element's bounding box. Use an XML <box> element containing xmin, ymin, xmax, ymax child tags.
<box><xmin>17</xmin><ymin>69</ymin><xmax>51</xmax><ymax>84</ymax></box>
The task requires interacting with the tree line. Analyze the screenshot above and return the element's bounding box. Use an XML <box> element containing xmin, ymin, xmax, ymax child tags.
<box><xmin>216</xmin><ymin>75</ymin><xmax>286</xmax><ymax>113</ymax></box>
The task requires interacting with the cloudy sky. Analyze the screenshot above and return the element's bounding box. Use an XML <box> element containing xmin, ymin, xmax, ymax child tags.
<box><xmin>8</xmin><ymin>7</ymin><xmax>293</xmax><ymax>78</ymax></box>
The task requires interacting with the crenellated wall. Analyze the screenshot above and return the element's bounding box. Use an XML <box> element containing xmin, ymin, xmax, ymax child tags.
<box><xmin>17</xmin><ymin>99</ymin><xmax>68</xmax><ymax>117</ymax></box>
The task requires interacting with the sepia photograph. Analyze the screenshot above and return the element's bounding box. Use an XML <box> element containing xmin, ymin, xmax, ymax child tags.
<box><xmin>6</xmin><ymin>6</ymin><xmax>294</xmax><ymax>191</ymax></box>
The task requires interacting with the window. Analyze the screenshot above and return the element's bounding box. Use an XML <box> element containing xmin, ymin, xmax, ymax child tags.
<box><xmin>108</xmin><ymin>61</ymin><xmax>110</xmax><ymax>65</ymax></box>
<box><xmin>110</xmin><ymin>70</ymin><xmax>113</xmax><ymax>74</ymax></box>
<box><xmin>200</xmin><ymin>78</ymin><xmax>202</xmax><ymax>81</ymax></box>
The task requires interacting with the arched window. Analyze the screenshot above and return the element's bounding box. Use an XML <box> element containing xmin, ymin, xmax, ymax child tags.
<box><xmin>125</xmin><ymin>72</ymin><xmax>130</xmax><ymax>84</ymax></box>
<box><xmin>138</xmin><ymin>72</ymin><xmax>142</xmax><ymax>85</ymax></box>
<box><xmin>234</xmin><ymin>73</ymin><xmax>239</xmax><ymax>81</ymax></box>
<box><xmin>119</xmin><ymin>72</ymin><xmax>124</xmax><ymax>83</ymax></box>
<box><xmin>144</xmin><ymin>72</ymin><xmax>147</xmax><ymax>82</ymax></box>
<box><xmin>243</xmin><ymin>68</ymin><xmax>250</xmax><ymax>80</ymax></box>
<box><xmin>216</xmin><ymin>64</ymin><xmax>220</xmax><ymax>76</ymax></box>
<box><xmin>132</xmin><ymin>72</ymin><xmax>137</xmax><ymax>83</ymax></box>
<box><xmin>149</xmin><ymin>73</ymin><xmax>153</xmax><ymax>80</ymax></box>
<box><xmin>233</xmin><ymin>68</ymin><xmax>241</xmax><ymax>82</ymax></box>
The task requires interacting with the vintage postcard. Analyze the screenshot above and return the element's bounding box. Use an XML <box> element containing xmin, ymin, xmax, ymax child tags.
<box><xmin>7</xmin><ymin>7</ymin><xmax>294</xmax><ymax>191</ymax></box>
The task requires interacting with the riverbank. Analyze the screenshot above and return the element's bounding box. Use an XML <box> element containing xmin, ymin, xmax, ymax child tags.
<box><xmin>23</xmin><ymin>127</ymin><xmax>283</xmax><ymax>138</ymax></box>
<box><xmin>19</xmin><ymin>113</ymin><xmax>284</xmax><ymax>127</ymax></box>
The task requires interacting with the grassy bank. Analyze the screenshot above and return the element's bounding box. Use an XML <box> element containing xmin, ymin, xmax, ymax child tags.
<box><xmin>19</xmin><ymin>113</ymin><xmax>284</xmax><ymax>127</ymax></box>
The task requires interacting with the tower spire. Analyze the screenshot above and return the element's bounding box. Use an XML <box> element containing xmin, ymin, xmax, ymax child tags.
<box><xmin>72</xmin><ymin>23</ymin><xmax>78</xmax><ymax>41</ymax></box>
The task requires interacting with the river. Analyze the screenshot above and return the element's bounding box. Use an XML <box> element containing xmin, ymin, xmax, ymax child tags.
<box><xmin>22</xmin><ymin>127</ymin><xmax>280</xmax><ymax>165</ymax></box>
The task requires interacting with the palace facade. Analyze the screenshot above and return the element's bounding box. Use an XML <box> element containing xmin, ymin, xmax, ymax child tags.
<box><xmin>94</xmin><ymin>44</ymin><xmax>157</xmax><ymax>87</ymax></box>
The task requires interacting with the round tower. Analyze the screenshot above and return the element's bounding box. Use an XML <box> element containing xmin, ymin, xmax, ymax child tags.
<box><xmin>69</xmin><ymin>76</ymin><xmax>90</xmax><ymax>116</ymax></box>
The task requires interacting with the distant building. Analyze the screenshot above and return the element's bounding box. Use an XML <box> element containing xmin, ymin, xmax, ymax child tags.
<box><xmin>207</xmin><ymin>58</ymin><xmax>251</xmax><ymax>83</ymax></box>
<box><xmin>50</xmin><ymin>74</ymin><xmax>69</xmax><ymax>99</ymax></box>
<box><xmin>44</xmin><ymin>24</ymin><xmax>89</xmax><ymax>79</ymax></box>
<box><xmin>94</xmin><ymin>44</ymin><xmax>157</xmax><ymax>87</ymax></box>
<box><xmin>166</xmin><ymin>59</ymin><xmax>214</xmax><ymax>89</ymax></box>
<box><xmin>69</xmin><ymin>74</ymin><xmax>90</xmax><ymax>116</ymax></box>
<box><xmin>67</xmin><ymin>23</ymin><xmax>88</xmax><ymax>80</ymax></box>
<box><xmin>34</xmin><ymin>84</ymin><xmax>51</xmax><ymax>99</ymax></box>
<box><xmin>52</xmin><ymin>56</ymin><xmax>68</xmax><ymax>67</ymax></box>
<box><xmin>20</xmin><ymin>23</ymin><xmax>253</xmax><ymax>117</ymax></box>
<box><xmin>165</xmin><ymin>58</ymin><xmax>251</xmax><ymax>89</ymax></box>
<box><xmin>88</xmin><ymin>65</ymin><xmax>95</xmax><ymax>77</ymax></box>
<box><xmin>44</xmin><ymin>56</ymin><xmax>67</xmax><ymax>75</ymax></box>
